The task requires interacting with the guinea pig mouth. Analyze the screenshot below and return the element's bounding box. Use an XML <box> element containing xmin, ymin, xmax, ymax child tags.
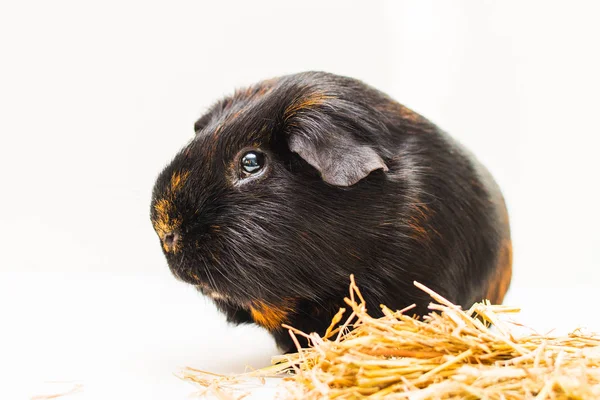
<box><xmin>167</xmin><ymin>260</ymin><xmax>233</xmax><ymax>300</ymax></box>
<box><xmin>165</xmin><ymin>252</ymin><xmax>255</xmax><ymax>306</ymax></box>
<box><xmin>169</xmin><ymin>264</ymin><xmax>202</xmax><ymax>286</ymax></box>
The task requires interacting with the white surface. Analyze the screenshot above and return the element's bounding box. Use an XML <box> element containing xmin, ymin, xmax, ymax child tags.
<box><xmin>1</xmin><ymin>271</ymin><xmax>281</xmax><ymax>399</ymax></box>
<box><xmin>1</xmin><ymin>1</ymin><xmax>599</xmax><ymax>399</ymax></box>
<box><xmin>2</xmin><ymin>272</ymin><xmax>599</xmax><ymax>400</ymax></box>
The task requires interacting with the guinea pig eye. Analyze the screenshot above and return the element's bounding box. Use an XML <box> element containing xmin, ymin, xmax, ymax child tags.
<box><xmin>241</xmin><ymin>151</ymin><xmax>265</xmax><ymax>174</ymax></box>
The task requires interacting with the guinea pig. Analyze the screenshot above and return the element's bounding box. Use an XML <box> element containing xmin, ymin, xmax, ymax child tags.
<box><xmin>150</xmin><ymin>71</ymin><xmax>512</xmax><ymax>353</ymax></box>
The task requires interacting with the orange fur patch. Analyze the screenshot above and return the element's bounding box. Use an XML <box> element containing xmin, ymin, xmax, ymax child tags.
<box><xmin>153</xmin><ymin>199</ymin><xmax>176</xmax><ymax>238</ymax></box>
<box><xmin>170</xmin><ymin>170</ymin><xmax>190</xmax><ymax>192</ymax></box>
<box><xmin>284</xmin><ymin>92</ymin><xmax>334</xmax><ymax>120</ymax></box>
<box><xmin>249</xmin><ymin>300</ymin><xmax>294</xmax><ymax>331</ymax></box>
<box><xmin>151</xmin><ymin>170</ymin><xmax>190</xmax><ymax>252</ymax></box>
<box><xmin>377</xmin><ymin>101</ymin><xmax>424</xmax><ymax>123</ymax></box>
<box><xmin>484</xmin><ymin>239</ymin><xmax>513</xmax><ymax>304</ymax></box>
<box><xmin>407</xmin><ymin>203</ymin><xmax>432</xmax><ymax>240</ymax></box>
<box><xmin>398</xmin><ymin>104</ymin><xmax>424</xmax><ymax>123</ymax></box>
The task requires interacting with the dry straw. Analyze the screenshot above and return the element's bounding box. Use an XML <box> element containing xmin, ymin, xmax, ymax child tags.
<box><xmin>180</xmin><ymin>276</ymin><xmax>600</xmax><ymax>399</ymax></box>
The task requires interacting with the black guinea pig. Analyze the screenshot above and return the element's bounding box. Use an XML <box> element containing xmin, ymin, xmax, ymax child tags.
<box><xmin>150</xmin><ymin>71</ymin><xmax>512</xmax><ymax>353</ymax></box>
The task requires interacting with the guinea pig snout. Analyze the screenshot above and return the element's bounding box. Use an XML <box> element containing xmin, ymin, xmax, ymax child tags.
<box><xmin>161</xmin><ymin>231</ymin><xmax>180</xmax><ymax>253</ymax></box>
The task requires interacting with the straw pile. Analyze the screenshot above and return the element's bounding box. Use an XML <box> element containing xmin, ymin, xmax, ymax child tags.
<box><xmin>180</xmin><ymin>276</ymin><xmax>600</xmax><ymax>399</ymax></box>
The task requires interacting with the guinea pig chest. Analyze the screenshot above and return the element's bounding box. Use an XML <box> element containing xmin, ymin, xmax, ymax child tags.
<box><xmin>150</xmin><ymin>71</ymin><xmax>512</xmax><ymax>353</ymax></box>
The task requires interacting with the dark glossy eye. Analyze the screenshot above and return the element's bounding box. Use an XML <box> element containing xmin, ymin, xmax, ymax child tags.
<box><xmin>241</xmin><ymin>151</ymin><xmax>265</xmax><ymax>174</ymax></box>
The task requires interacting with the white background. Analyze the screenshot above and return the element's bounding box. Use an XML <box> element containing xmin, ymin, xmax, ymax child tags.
<box><xmin>1</xmin><ymin>1</ymin><xmax>599</xmax><ymax>399</ymax></box>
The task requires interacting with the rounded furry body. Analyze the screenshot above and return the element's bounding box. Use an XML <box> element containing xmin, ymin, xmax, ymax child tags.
<box><xmin>150</xmin><ymin>72</ymin><xmax>512</xmax><ymax>353</ymax></box>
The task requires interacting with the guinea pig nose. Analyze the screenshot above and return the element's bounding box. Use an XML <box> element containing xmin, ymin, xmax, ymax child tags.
<box><xmin>162</xmin><ymin>232</ymin><xmax>180</xmax><ymax>251</ymax></box>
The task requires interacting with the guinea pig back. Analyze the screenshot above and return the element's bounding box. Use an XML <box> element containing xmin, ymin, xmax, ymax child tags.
<box><xmin>150</xmin><ymin>71</ymin><xmax>512</xmax><ymax>353</ymax></box>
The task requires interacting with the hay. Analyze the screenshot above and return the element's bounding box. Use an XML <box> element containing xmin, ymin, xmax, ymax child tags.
<box><xmin>180</xmin><ymin>276</ymin><xmax>600</xmax><ymax>399</ymax></box>
<box><xmin>30</xmin><ymin>383</ymin><xmax>83</xmax><ymax>400</ymax></box>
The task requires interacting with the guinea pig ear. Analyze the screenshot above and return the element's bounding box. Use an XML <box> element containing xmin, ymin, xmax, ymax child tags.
<box><xmin>289</xmin><ymin>133</ymin><xmax>389</xmax><ymax>187</ymax></box>
<box><xmin>194</xmin><ymin>113</ymin><xmax>212</xmax><ymax>133</ymax></box>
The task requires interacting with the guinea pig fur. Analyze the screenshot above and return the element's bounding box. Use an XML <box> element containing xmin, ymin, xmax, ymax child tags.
<box><xmin>150</xmin><ymin>71</ymin><xmax>512</xmax><ymax>353</ymax></box>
